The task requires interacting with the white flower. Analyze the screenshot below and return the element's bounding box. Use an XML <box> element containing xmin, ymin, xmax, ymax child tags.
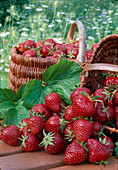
<box><xmin>25</xmin><ymin>6</ymin><xmax>31</xmax><ymax>9</ymax></box>
<box><xmin>42</xmin><ymin>5</ymin><xmax>48</xmax><ymax>8</ymax></box>
<box><xmin>88</xmin><ymin>36</ymin><xmax>95</xmax><ymax>40</ymax></box>
<box><xmin>56</xmin><ymin>19</ymin><xmax>62</xmax><ymax>23</ymax></box>
<box><xmin>115</xmin><ymin>13</ymin><xmax>118</xmax><ymax>15</ymax></box>
<box><xmin>21</xmin><ymin>32</ymin><xmax>28</xmax><ymax>37</ymax></box>
<box><xmin>36</xmin><ymin>8</ymin><xmax>43</xmax><ymax>12</ymax></box>
<box><xmin>44</xmin><ymin>19</ymin><xmax>49</xmax><ymax>22</ymax></box>
<box><xmin>0</xmin><ymin>59</ymin><xmax>4</xmax><ymax>63</ymax></box>
<box><xmin>0</xmin><ymin>67</ymin><xmax>3</xmax><ymax>71</ymax></box>
<box><xmin>48</xmin><ymin>24</ymin><xmax>54</xmax><ymax>28</ymax></box>
<box><xmin>5</xmin><ymin>68</ymin><xmax>10</xmax><ymax>72</ymax></box>
<box><xmin>39</xmin><ymin>28</ymin><xmax>44</xmax><ymax>31</ymax></box>
<box><xmin>0</xmin><ymin>32</ymin><xmax>10</xmax><ymax>37</ymax></box>
<box><xmin>22</xmin><ymin>28</ymin><xmax>29</xmax><ymax>31</ymax></box>
<box><xmin>92</xmin><ymin>27</ymin><xmax>97</xmax><ymax>29</ymax></box>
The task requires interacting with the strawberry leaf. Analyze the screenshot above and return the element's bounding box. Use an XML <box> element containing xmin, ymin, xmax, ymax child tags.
<box><xmin>0</xmin><ymin>88</ymin><xmax>16</xmax><ymax>103</ymax></box>
<box><xmin>2</xmin><ymin>99</ymin><xmax>30</xmax><ymax>126</ymax></box>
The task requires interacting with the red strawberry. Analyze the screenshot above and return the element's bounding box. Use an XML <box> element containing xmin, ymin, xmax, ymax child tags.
<box><xmin>64</xmin><ymin>141</ymin><xmax>87</xmax><ymax>165</ymax></box>
<box><xmin>27</xmin><ymin>115</ymin><xmax>44</xmax><ymax>135</ymax></box>
<box><xmin>87</xmin><ymin>138</ymin><xmax>111</xmax><ymax>164</ymax></box>
<box><xmin>72</xmin><ymin>93</ymin><xmax>96</xmax><ymax>118</ymax></box>
<box><xmin>114</xmin><ymin>106</ymin><xmax>118</xmax><ymax>128</ymax></box>
<box><xmin>99</xmin><ymin>135</ymin><xmax>114</xmax><ymax>154</ymax></box>
<box><xmin>73</xmin><ymin>40</ymin><xmax>79</xmax><ymax>48</ymax></box>
<box><xmin>86</xmin><ymin>50</ymin><xmax>93</xmax><ymax>62</ymax></box>
<box><xmin>91</xmin><ymin>122</ymin><xmax>103</xmax><ymax>139</ymax></box>
<box><xmin>20</xmin><ymin>133</ymin><xmax>41</xmax><ymax>152</ymax></box>
<box><xmin>36</xmin><ymin>40</ymin><xmax>44</xmax><ymax>49</ymax></box>
<box><xmin>40</xmin><ymin>131</ymin><xmax>65</xmax><ymax>154</ymax></box>
<box><xmin>67</xmin><ymin>47</ymin><xmax>79</xmax><ymax>59</ymax></box>
<box><xmin>1</xmin><ymin>125</ymin><xmax>21</xmax><ymax>146</ymax></box>
<box><xmin>19</xmin><ymin>118</ymin><xmax>29</xmax><ymax>130</ymax></box>
<box><xmin>73</xmin><ymin>118</ymin><xmax>94</xmax><ymax>143</ymax></box>
<box><xmin>45</xmin><ymin>92</ymin><xmax>61</xmax><ymax>113</ymax></box>
<box><xmin>103</xmin><ymin>76</ymin><xmax>116</xmax><ymax>91</ymax></box>
<box><xmin>64</xmin><ymin>43</ymin><xmax>75</xmax><ymax>50</ymax></box>
<box><xmin>30</xmin><ymin>103</ymin><xmax>52</xmax><ymax>121</ymax></box>
<box><xmin>64</xmin><ymin>105</ymin><xmax>75</xmax><ymax>123</ymax></box>
<box><xmin>112</xmin><ymin>90</ymin><xmax>118</xmax><ymax>106</ymax></box>
<box><xmin>70</xmin><ymin>87</ymin><xmax>91</xmax><ymax>102</ymax></box>
<box><xmin>54</xmin><ymin>44</ymin><xmax>66</xmax><ymax>54</ymax></box>
<box><xmin>18</xmin><ymin>42</ymin><xmax>25</xmax><ymax>54</ymax></box>
<box><xmin>23</xmin><ymin>39</ymin><xmax>36</xmax><ymax>51</ymax></box>
<box><xmin>64</xmin><ymin>123</ymin><xmax>75</xmax><ymax>143</ymax></box>
<box><xmin>40</xmin><ymin>44</ymin><xmax>53</xmax><ymax>57</ymax></box>
<box><xmin>91</xmin><ymin>43</ymin><xmax>98</xmax><ymax>50</ymax></box>
<box><xmin>44</xmin><ymin>38</ymin><xmax>56</xmax><ymax>47</ymax></box>
<box><xmin>23</xmin><ymin>49</ymin><xmax>37</xmax><ymax>57</ymax></box>
<box><xmin>45</xmin><ymin>115</ymin><xmax>67</xmax><ymax>134</ymax></box>
<box><xmin>52</xmin><ymin>50</ymin><xmax>65</xmax><ymax>58</ymax></box>
<box><xmin>21</xmin><ymin>126</ymin><xmax>31</xmax><ymax>136</ymax></box>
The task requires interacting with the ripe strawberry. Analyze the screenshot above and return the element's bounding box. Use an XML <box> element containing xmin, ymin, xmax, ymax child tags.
<box><xmin>23</xmin><ymin>39</ymin><xmax>36</xmax><ymax>51</ymax></box>
<box><xmin>67</xmin><ymin>47</ymin><xmax>79</xmax><ymax>59</ymax></box>
<box><xmin>27</xmin><ymin>115</ymin><xmax>44</xmax><ymax>135</ymax></box>
<box><xmin>64</xmin><ymin>43</ymin><xmax>75</xmax><ymax>50</ymax></box>
<box><xmin>91</xmin><ymin>43</ymin><xmax>98</xmax><ymax>50</ymax></box>
<box><xmin>23</xmin><ymin>49</ymin><xmax>37</xmax><ymax>57</ymax></box>
<box><xmin>64</xmin><ymin>141</ymin><xmax>87</xmax><ymax>165</ymax></box>
<box><xmin>73</xmin><ymin>118</ymin><xmax>94</xmax><ymax>143</ymax></box>
<box><xmin>52</xmin><ymin>50</ymin><xmax>65</xmax><ymax>58</ymax></box>
<box><xmin>64</xmin><ymin>123</ymin><xmax>75</xmax><ymax>143</ymax></box>
<box><xmin>91</xmin><ymin>122</ymin><xmax>103</xmax><ymax>139</ymax></box>
<box><xmin>73</xmin><ymin>40</ymin><xmax>79</xmax><ymax>48</ymax></box>
<box><xmin>1</xmin><ymin>125</ymin><xmax>21</xmax><ymax>146</ymax></box>
<box><xmin>19</xmin><ymin>118</ymin><xmax>29</xmax><ymax>130</ymax></box>
<box><xmin>64</xmin><ymin>105</ymin><xmax>75</xmax><ymax>123</ymax></box>
<box><xmin>30</xmin><ymin>103</ymin><xmax>52</xmax><ymax>121</ymax></box>
<box><xmin>36</xmin><ymin>40</ymin><xmax>44</xmax><ymax>49</ymax></box>
<box><xmin>99</xmin><ymin>135</ymin><xmax>114</xmax><ymax>154</ymax></box>
<box><xmin>72</xmin><ymin>93</ymin><xmax>96</xmax><ymax>118</ymax></box>
<box><xmin>40</xmin><ymin>131</ymin><xmax>65</xmax><ymax>154</ymax></box>
<box><xmin>45</xmin><ymin>115</ymin><xmax>67</xmax><ymax>134</ymax></box>
<box><xmin>54</xmin><ymin>44</ymin><xmax>66</xmax><ymax>54</ymax></box>
<box><xmin>18</xmin><ymin>42</ymin><xmax>25</xmax><ymax>54</ymax></box>
<box><xmin>44</xmin><ymin>38</ymin><xmax>56</xmax><ymax>47</ymax></box>
<box><xmin>101</xmin><ymin>70</ymin><xmax>115</xmax><ymax>78</ymax></box>
<box><xmin>103</xmin><ymin>76</ymin><xmax>116</xmax><ymax>91</ymax></box>
<box><xmin>20</xmin><ymin>133</ymin><xmax>41</xmax><ymax>152</ymax></box>
<box><xmin>114</xmin><ymin>106</ymin><xmax>118</xmax><ymax>128</ymax></box>
<box><xmin>86</xmin><ymin>50</ymin><xmax>93</xmax><ymax>62</ymax></box>
<box><xmin>40</xmin><ymin>44</ymin><xmax>53</xmax><ymax>57</ymax></box>
<box><xmin>21</xmin><ymin>126</ymin><xmax>31</xmax><ymax>136</ymax></box>
<box><xmin>45</xmin><ymin>92</ymin><xmax>62</xmax><ymax>113</ymax></box>
<box><xmin>87</xmin><ymin>138</ymin><xmax>111</xmax><ymax>164</ymax></box>
<box><xmin>70</xmin><ymin>87</ymin><xmax>91</xmax><ymax>102</ymax></box>
<box><xmin>112</xmin><ymin>90</ymin><xmax>118</xmax><ymax>106</ymax></box>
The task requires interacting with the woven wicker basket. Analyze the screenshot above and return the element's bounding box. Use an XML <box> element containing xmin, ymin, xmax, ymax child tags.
<box><xmin>9</xmin><ymin>20</ymin><xmax>86</xmax><ymax>93</ymax></box>
<box><xmin>80</xmin><ymin>34</ymin><xmax>118</xmax><ymax>142</ymax></box>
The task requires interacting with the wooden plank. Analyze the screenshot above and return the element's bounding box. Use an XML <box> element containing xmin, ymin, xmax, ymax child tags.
<box><xmin>0</xmin><ymin>140</ymin><xmax>23</xmax><ymax>157</ymax></box>
<box><xmin>49</xmin><ymin>156</ymin><xmax>118</xmax><ymax>170</ymax></box>
<box><xmin>0</xmin><ymin>150</ymin><xmax>65</xmax><ymax>170</ymax></box>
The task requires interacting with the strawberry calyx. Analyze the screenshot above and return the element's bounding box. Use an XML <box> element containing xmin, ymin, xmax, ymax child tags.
<box><xmin>59</xmin><ymin>118</ymin><xmax>70</xmax><ymax>132</ymax></box>
<box><xmin>95</xmin><ymin>160</ymin><xmax>108</xmax><ymax>165</ymax></box>
<box><xmin>76</xmin><ymin>139</ymin><xmax>88</xmax><ymax>152</ymax></box>
<box><xmin>19</xmin><ymin>121</ymin><xmax>27</xmax><ymax>131</ymax></box>
<box><xmin>99</xmin><ymin>136</ymin><xmax>110</xmax><ymax>146</ymax></box>
<box><xmin>40</xmin><ymin>130</ymin><xmax>56</xmax><ymax>151</ymax></box>
<box><xmin>19</xmin><ymin>133</ymin><xmax>28</xmax><ymax>148</ymax></box>
<box><xmin>73</xmin><ymin>116</ymin><xmax>93</xmax><ymax>123</ymax></box>
<box><xmin>65</xmin><ymin>128</ymin><xmax>75</xmax><ymax>142</ymax></box>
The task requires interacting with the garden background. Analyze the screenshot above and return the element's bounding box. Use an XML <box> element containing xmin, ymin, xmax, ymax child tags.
<box><xmin>0</xmin><ymin>0</ymin><xmax>118</xmax><ymax>89</ymax></box>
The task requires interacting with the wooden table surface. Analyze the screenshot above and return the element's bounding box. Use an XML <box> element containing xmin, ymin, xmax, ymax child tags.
<box><xmin>0</xmin><ymin>121</ymin><xmax>118</xmax><ymax>170</ymax></box>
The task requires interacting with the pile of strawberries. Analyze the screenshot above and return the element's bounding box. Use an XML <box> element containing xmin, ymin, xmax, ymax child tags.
<box><xmin>1</xmin><ymin>72</ymin><xmax>118</xmax><ymax>165</ymax></box>
<box><xmin>17</xmin><ymin>38</ymin><xmax>96</xmax><ymax>61</ymax></box>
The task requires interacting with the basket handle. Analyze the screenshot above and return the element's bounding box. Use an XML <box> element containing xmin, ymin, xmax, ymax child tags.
<box><xmin>81</xmin><ymin>63</ymin><xmax>118</xmax><ymax>74</ymax></box>
<box><xmin>67</xmin><ymin>20</ymin><xmax>86</xmax><ymax>64</ymax></box>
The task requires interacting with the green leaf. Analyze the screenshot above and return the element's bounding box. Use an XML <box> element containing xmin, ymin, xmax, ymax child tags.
<box><xmin>15</xmin><ymin>83</ymin><xmax>27</xmax><ymax>101</ymax></box>
<box><xmin>22</xmin><ymin>79</ymin><xmax>52</xmax><ymax>108</ymax></box>
<box><xmin>114</xmin><ymin>142</ymin><xmax>118</xmax><ymax>158</ymax></box>
<box><xmin>2</xmin><ymin>99</ymin><xmax>30</xmax><ymax>126</ymax></box>
<box><xmin>0</xmin><ymin>101</ymin><xmax>15</xmax><ymax>118</ymax></box>
<box><xmin>0</xmin><ymin>88</ymin><xmax>16</xmax><ymax>103</ymax></box>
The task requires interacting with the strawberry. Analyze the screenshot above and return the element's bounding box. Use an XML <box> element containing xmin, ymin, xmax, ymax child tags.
<box><xmin>64</xmin><ymin>141</ymin><xmax>87</xmax><ymax>165</ymax></box>
<box><xmin>64</xmin><ymin>43</ymin><xmax>75</xmax><ymax>50</ymax></box>
<box><xmin>99</xmin><ymin>135</ymin><xmax>114</xmax><ymax>154</ymax></box>
<box><xmin>72</xmin><ymin>93</ymin><xmax>96</xmax><ymax>118</ymax></box>
<box><xmin>20</xmin><ymin>133</ymin><xmax>41</xmax><ymax>152</ymax></box>
<box><xmin>40</xmin><ymin>131</ymin><xmax>65</xmax><ymax>154</ymax></box>
<box><xmin>91</xmin><ymin>122</ymin><xmax>103</xmax><ymax>139</ymax></box>
<box><xmin>18</xmin><ymin>42</ymin><xmax>25</xmax><ymax>54</ymax></box>
<box><xmin>52</xmin><ymin>50</ymin><xmax>65</xmax><ymax>58</ymax></box>
<box><xmin>70</xmin><ymin>87</ymin><xmax>91</xmax><ymax>102</ymax></box>
<box><xmin>91</xmin><ymin>43</ymin><xmax>98</xmax><ymax>50</ymax></box>
<box><xmin>36</xmin><ymin>40</ymin><xmax>44</xmax><ymax>49</ymax></box>
<box><xmin>40</xmin><ymin>44</ymin><xmax>53</xmax><ymax>57</ymax></box>
<box><xmin>86</xmin><ymin>50</ymin><xmax>93</xmax><ymax>62</ymax></box>
<box><xmin>45</xmin><ymin>92</ymin><xmax>62</xmax><ymax>113</ymax></box>
<box><xmin>21</xmin><ymin>126</ymin><xmax>31</xmax><ymax>136</ymax></box>
<box><xmin>1</xmin><ymin>125</ymin><xmax>21</xmax><ymax>146</ymax></box>
<box><xmin>30</xmin><ymin>103</ymin><xmax>52</xmax><ymax>121</ymax></box>
<box><xmin>73</xmin><ymin>40</ymin><xmax>79</xmax><ymax>48</ymax></box>
<box><xmin>112</xmin><ymin>90</ymin><xmax>118</xmax><ymax>106</ymax></box>
<box><xmin>54</xmin><ymin>44</ymin><xmax>66</xmax><ymax>54</ymax></box>
<box><xmin>44</xmin><ymin>38</ymin><xmax>56</xmax><ymax>47</ymax></box>
<box><xmin>45</xmin><ymin>115</ymin><xmax>67</xmax><ymax>134</ymax></box>
<box><xmin>64</xmin><ymin>123</ymin><xmax>75</xmax><ymax>143</ymax></box>
<box><xmin>87</xmin><ymin>138</ymin><xmax>111</xmax><ymax>164</ymax></box>
<box><xmin>103</xmin><ymin>76</ymin><xmax>116</xmax><ymax>91</ymax></box>
<box><xmin>73</xmin><ymin>118</ymin><xmax>94</xmax><ymax>143</ymax></box>
<box><xmin>23</xmin><ymin>39</ymin><xmax>36</xmax><ymax>51</ymax></box>
<box><xmin>23</xmin><ymin>49</ymin><xmax>37</xmax><ymax>57</ymax></box>
<box><xmin>19</xmin><ymin>118</ymin><xmax>29</xmax><ymax>130</ymax></box>
<box><xmin>114</xmin><ymin>106</ymin><xmax>118</xmax><ymax>128</ymax></box>
<box><xmin>64</xmin><ymin>105</ymin><xmax>75</xmax><ymax>123</ymax></box>
<box><xmin>27</xmin><ymin>115</ymin><xmax>44</xmax><ymax>135</ymax></box>
<box><xmin>67</xmin><ymin>47</ymin><xmax>79</xmax><ymax>59</ymax></box>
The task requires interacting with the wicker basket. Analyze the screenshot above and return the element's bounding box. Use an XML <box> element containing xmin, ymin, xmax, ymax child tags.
<box><xmin>9</xmin><ymin>20</ymin><xmax>86</xmax><ymax>93</ymax></box>
<box><xmin>80</xmin><ymin>34</ymin><xmax>118</xmax><ymax>142</ymax></box>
